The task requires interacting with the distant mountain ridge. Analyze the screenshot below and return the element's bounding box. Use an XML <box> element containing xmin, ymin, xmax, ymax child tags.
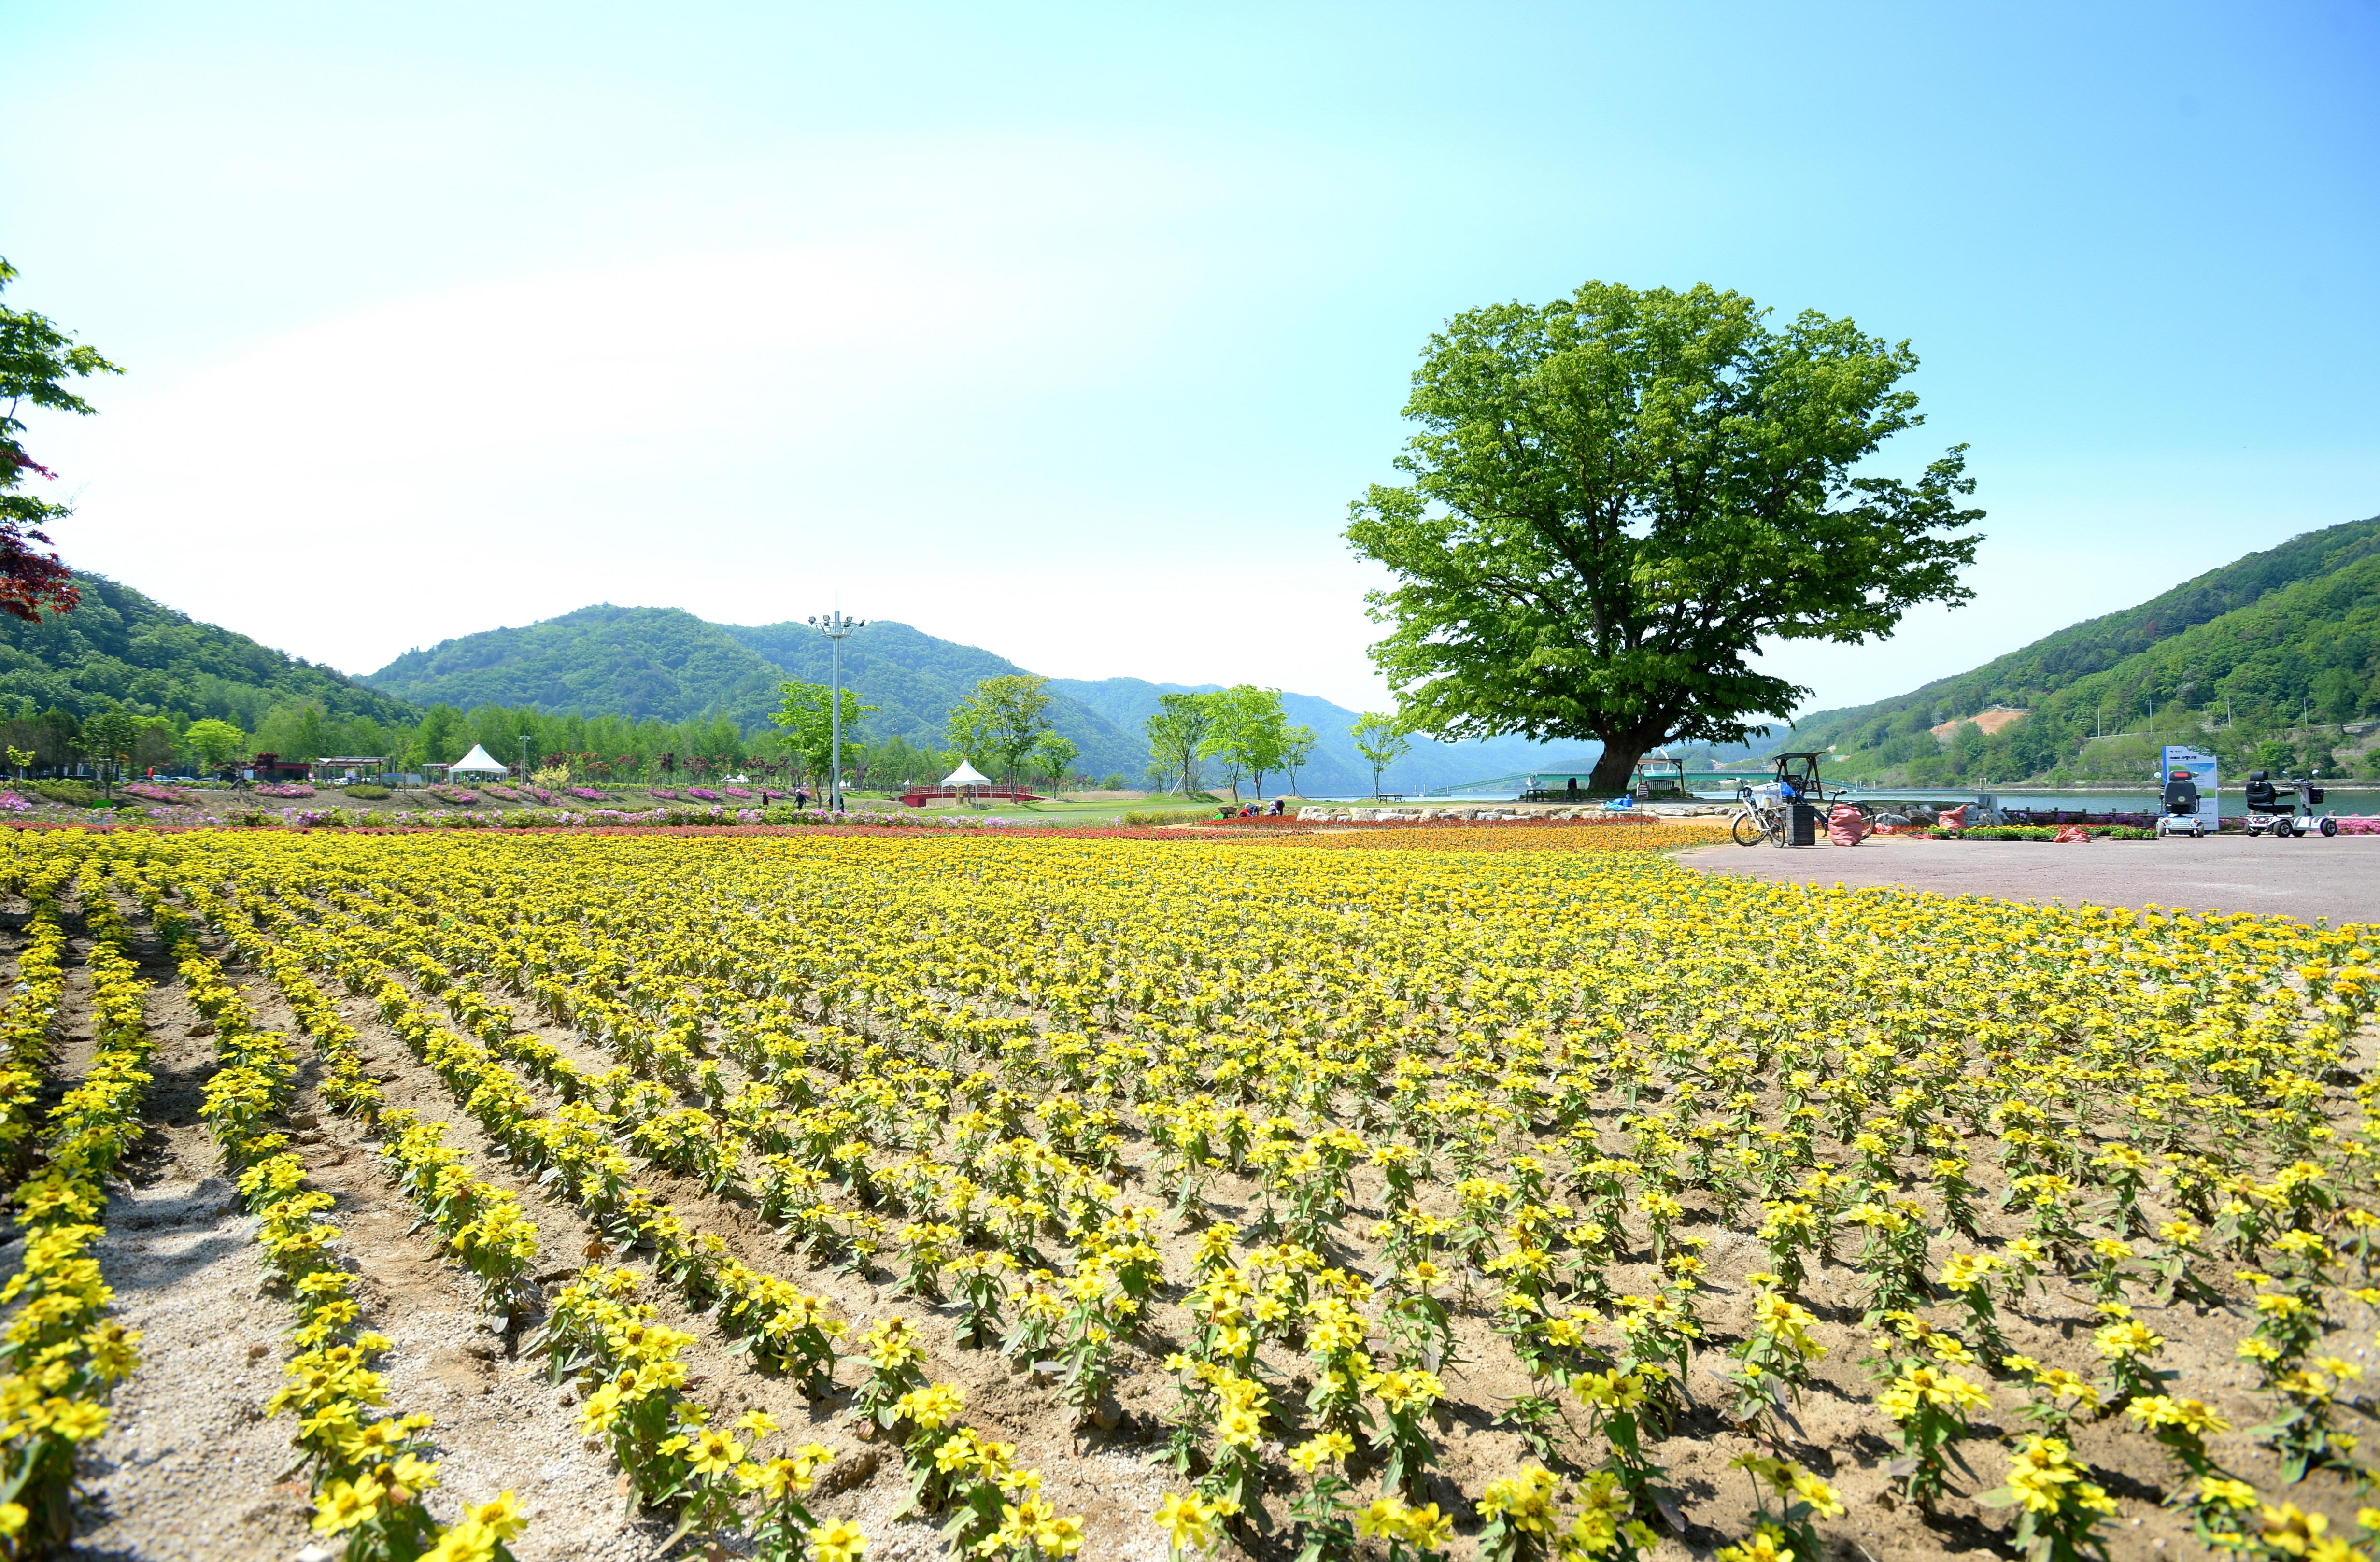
<box><xmin>364</xmin><ymin>606</ymin><xmax>1602</xmax><ymax>795</ymax></box>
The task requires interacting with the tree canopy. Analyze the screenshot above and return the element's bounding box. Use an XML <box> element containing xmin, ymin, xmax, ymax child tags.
<box><xmin>1144</xmin><ymin>693</ymin><xmax>1214</xmax><ymax>796</ymax></box>
<box><xmin>944</xmin><ymin>674</ymin><xmax>1053</xmax><ymax>784</ymax></box>
<box><xmin>1199</xmin><ymin>686</ymin><xmax>1301</xmax><ymax>799</ymax></box>
<box><xmin>1349</xmin><ymin>711</ymin><xmax>1411</xmax><ymax>799</ymax></box>
<box><xmin>0</xmin><ymin>259</ymin><xmax>118</xmax><ymax>624</ymax></box>
<box><xmin>1346</xmin><ymin>280</ymin><xmax>1983</xmax><ymax>791</ymax></box>
<box><xmin>768</xmin><ymin>680</ymin><xmax>877</xmax><ymax>784</ymax></box>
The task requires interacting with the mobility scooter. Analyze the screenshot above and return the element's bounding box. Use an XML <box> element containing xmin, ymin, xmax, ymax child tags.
<box><xmin>2155</xmin><ymin>767</ymin><xmax>2208</xmax><ymax>838</ymax></box>
<box><xmin>2242</xmin><ymin>770</ymin><xmax>2338</xmax><ymax>838</ymax></box>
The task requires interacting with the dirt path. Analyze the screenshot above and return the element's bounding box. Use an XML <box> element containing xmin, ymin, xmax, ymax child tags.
<box><xmin>76</xmin><ymin>921</ymin><xmax>316</xmax><ymax>1559</ymax></box>
<box><xmin>1680</xmin><ymin>834</ymin><xmax>2380</xmax><ymax>927</ymax></box>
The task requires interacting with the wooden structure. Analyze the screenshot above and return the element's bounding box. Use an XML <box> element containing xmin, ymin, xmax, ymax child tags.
<box><xmin>897</xmin><ymin>786</ymin><xmax>1044</xmax><ymax>808</ymax></box>
<box><xmin>312</xmin><ymin>754</ymin><xmax>392</xmax><ymax>784</ymax></box>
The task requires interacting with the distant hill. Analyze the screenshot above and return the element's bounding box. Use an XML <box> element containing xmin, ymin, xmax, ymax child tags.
<box><xmin>366</xmin><ymin>606</ymin><xmax>1604</xmax><ymax>795</ymax></box>
<box><xmin>1774</xmin><ymin>514</ymin><xmax>2380</xmax><ymax>781</ymax></box>
<box><xmin>366</xmin><ymin>606</ymin><xmax>1149</xmax><ymax>778</ymax></box>
<box><xmin>0</xmin><ymin>572</ymin><xmax>414</xmax><ymax>726</ymax></box>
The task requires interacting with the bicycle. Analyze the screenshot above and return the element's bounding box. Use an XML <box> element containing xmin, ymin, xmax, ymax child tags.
<box><xmin>1731</xmin><ymin>783</ymin><xmax>1790</xmax><ymax>847</ymax></box>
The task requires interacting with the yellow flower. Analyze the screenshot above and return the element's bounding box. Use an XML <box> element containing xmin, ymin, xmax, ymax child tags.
<box><xmin>1792</xmin><ymin>1469</ymin><xmax>1846</xmax><ymax>1519</ymax></box>
<box><xmin>2261</xmin><ymin>1503</ymin><xmax>2333</xmax><ymax>1558</ymax></box>
<box><xmin>805</xmin><ymin>1517</ymin><xmax>867</xmax><ymax>1562</ymax></box>
<box><xmin>1718</xmin><ymin>1524</ymin><xmax>1793</xmax><ymax>1562</ymax></box>
<box><xmin>1153</xmin><ymin>1491</ymin><xmax>1230</xmax><ymax>1554</ymax></box>
<box><xmin>2095</xmin><ymin>1320</ymin><xmax>2164</xmax><ymax>1359</ymax></box>
<box><xmin>312</xmin><ymin>1476</ymin><xmax>386</xmax><ymax>1536</ymax></box>
<box><xmin>1478</xmin><ymin>1463</ymin><xmax>1559</xmax><ymax>1532</ymax></box>
<box><xmin>894</xmin><ymin>1381</ymin><xmax>965</xmax><ymax>1433</ymax></box>
<box><xmin>467</xmin><ymin>1490</ymin><xmax>525</xmax><ymax>1540</ymax></box>
<box><xmin>2199</xmin><ymin>1477</ymin><xmax>2260</xmax><ymax>1512</ymax></box>
<box><xmin>1288</xmin><ymin>1433</ymin><xmax>1353</xmax><ymax>1474</ymax></box>
<box><xmin>45</xmin><ymin>1399</ymin><xmax>106</xmax><ymax>1442</ymax></box>
<box><xmin>1401</xmin><ymin>1501</ymin><xmax>1454</xmax><ymax>1551</ymax></box>
<box><xmin>421</xmin><ymin>1519</ymin><xmax>498</xmax><ymax>1562</ymax></box>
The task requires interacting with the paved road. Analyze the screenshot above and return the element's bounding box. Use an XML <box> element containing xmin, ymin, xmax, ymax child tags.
<box><xmin>1678</xmin><ymin>834</ymin><xmax>2380</xmax><ymax>928</ymax></box>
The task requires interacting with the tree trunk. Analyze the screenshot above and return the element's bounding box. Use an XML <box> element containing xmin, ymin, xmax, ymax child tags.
<box><xmin>1587</xmin><ymin>738</ymin><xmax>1652</xmax><ymax>794</ymax></box>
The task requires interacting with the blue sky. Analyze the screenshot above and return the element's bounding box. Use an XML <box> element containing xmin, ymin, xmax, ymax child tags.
<box><xmin>5</xmin><ymin>2</ymin><xmax>2376</xmax><ymax>716</ymax></box>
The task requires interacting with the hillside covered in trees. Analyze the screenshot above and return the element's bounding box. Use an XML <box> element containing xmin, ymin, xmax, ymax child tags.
<box><xmin>1783</xmin><ymin>514</ymin><xmax>2380</xmax><ymax>783</ymax></box>
<box><xmin>0</xmin><ymin>572</ymin><xmax>415</xmax><ymax>727</ymax></box>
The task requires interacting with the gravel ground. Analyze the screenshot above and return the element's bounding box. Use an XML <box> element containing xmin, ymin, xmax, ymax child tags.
<box><xmin>1681</xmin><ymin>833</ymin><xmax>2380</xmax><ymax>927</ymax></box>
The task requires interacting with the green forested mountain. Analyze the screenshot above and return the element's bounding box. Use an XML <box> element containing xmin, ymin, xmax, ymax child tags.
<box><xmin>367</xmin><ymin>606</ymin><xmax>1152</xmax><ymax>779</ymax></box>
<box><xmin>1783</xmin><ymin>514</ymin><xmax>2380</xmax><ymax>782</ymax></box>
<box><xmin>0</xmin><ymin>572</ymin><xmax>414</xmax><ymax>726</ymax></box>
<box><xmin>365</xmin><ymin>607</ymin><xmax>786</xmax><ymax>724</ymax></box>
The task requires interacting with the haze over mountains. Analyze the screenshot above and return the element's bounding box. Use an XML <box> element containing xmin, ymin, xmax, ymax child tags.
<box><xmin>363</xmin><ymin>605</ymin><xmax>1601</xmax><ymax>795</ymax></box>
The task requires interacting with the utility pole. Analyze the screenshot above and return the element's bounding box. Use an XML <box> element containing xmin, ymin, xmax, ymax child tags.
<box><xmin>519</xmin><ymin>734</ymin><xmax>531</xmax><ymax>782</ymax></box>
<box><xmin>807</xmin><ymin>607</ymin><xmax>866</xmax><ymax>811</ymax></box>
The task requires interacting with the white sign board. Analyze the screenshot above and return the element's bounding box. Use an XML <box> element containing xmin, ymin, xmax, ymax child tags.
<box><xmin>2160</xmin><ymin>744</ymin><xmax>2219</xmax><ymax>830</ymax></box>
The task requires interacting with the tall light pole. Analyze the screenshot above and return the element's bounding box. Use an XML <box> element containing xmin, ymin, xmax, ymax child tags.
<box><xmin>519</xmin><ymin>734</ymin><xmax>531</xmax><ymax>782</ymax></box>
<box><xmin>807</xmin><ymin>608</ymin><xmax>865</xmax><ymax>811</ymax></box>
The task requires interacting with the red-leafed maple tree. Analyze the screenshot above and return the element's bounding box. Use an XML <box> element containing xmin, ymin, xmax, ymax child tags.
<box><xmin>0</xmin><ymin>259</ymin><xmax>121</xmax><ymax>623</ymax></box>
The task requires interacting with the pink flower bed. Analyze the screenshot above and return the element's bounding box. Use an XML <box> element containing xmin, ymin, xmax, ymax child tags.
<box><xmin>256</xmin><ymin>783</ymin><xmax>314</xmax><ymax>798</ymax></box>
<box><xmin>685</xmin><ymin>787</ymin><xmax>722</xmax><ymax>801</ymax></box>
<box><xmin>567</xmin><ymin>787</ymin><xmax>606</xmax><ymax>801</ymax></box>
<box><xmin>648</xmin><ymin>787</ymin><xmax>678</xmax><ymax>800</ymax></box>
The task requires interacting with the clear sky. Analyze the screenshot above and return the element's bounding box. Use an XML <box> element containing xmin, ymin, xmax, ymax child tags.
<box><xmin>6</xmin><ymin>2</ymin><xmax>2376</xmax><ymax>717</ymax></box>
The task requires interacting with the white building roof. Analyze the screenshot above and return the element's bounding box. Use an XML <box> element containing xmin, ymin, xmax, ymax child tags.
<box><xmin>450</xmin><ymin>744</ymin><xmax>509</xmax><ymax>775</ymax></box>
<box><xmin>940</xmin><ymin>759</ymin><xmax>991</xmax><ymax>787</ymax></box>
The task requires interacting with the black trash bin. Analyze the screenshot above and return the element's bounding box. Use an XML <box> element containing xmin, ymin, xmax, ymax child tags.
<box><xmin>1789</xmin><ymin>802</ymin><xmax>1820</xmax><ymax>846</ymax></box>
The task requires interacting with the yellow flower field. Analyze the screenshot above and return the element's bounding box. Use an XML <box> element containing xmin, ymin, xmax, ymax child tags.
<box><xmin>12</xmin><ymin>824</ymin><xmax>2379</xmax><ymax>1562</ymax></box>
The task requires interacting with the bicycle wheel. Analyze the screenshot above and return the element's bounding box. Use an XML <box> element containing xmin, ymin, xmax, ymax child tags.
<box><xmin>1732</xmin><ymin>812</ymin><xmax>1763</xmax><ymax>846</ymax></box>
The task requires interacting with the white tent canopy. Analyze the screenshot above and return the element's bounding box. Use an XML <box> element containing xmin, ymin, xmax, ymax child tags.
<box><xmin>940</xmin><ymin>760</ymin><xmax>991</xmax><ymax>787</ymax></box>
<box><xmin>450</xmin><ymin>744</ymin><xmax>509</xmax><ymax>776</ymax></box>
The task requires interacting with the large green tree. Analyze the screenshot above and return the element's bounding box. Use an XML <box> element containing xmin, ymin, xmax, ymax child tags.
<box><xmin>1145</xmin><ymin>692</ymin><xmax>1214</xmax><ymax>796</ymax></box>
<box><xmin>184</xmin><ymin>717</ymin><xmax>247</xmax><ymax>770</ymax></box>
<box><xmin>944</xmin><ymin>674</ymin><xmax>1052</xmax><ymax>785</ymax></box>
<box><xmin>81</xmin><ymin>706</ymin><xmax>140</xmax><ymax>798</ymax></box>
<box><xmin>769</xmin><ymin>680</ymin><xmax>877</xmax><ymax>785</ymax></box>
<box><xmin>0</xmin><ymin>260</ymin><xmax>119</xmax><ymax>623</ymax></box>
<box><xmin>1200</xmin><ymin>685</ymin><xmax>1293</xmax><ymax>800</ymax></box>
<box><xmin>1346</xmin><ymin>280</ymin><xmax>1983</xmax><ymax>792</ymax></box>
